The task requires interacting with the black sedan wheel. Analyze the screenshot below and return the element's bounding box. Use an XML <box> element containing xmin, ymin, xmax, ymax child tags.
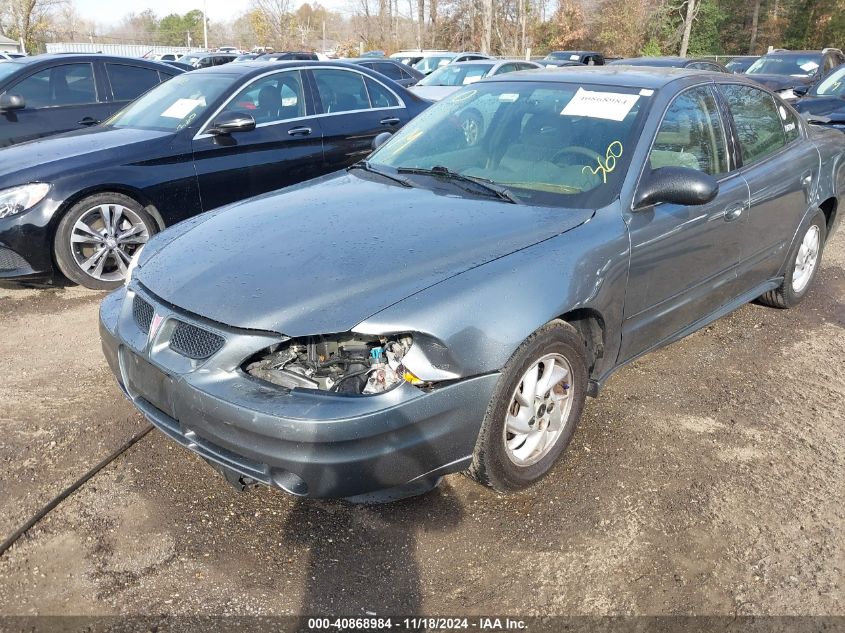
<box><xmin>759</xmin><ymin>210</ymin><xmax>826</xmax><ymax>308</ymax></box>
<box><xmin>468</xmin><ymin>320</ymin><xmax>588</xmax><ymax>492</ymax></box>
<box><xmin>54</xmin><ymin>193</ymin><xmax>155</xmax><ymax>290</ymax></box>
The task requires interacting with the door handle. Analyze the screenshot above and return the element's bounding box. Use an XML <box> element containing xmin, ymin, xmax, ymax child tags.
<box><xmin>287</xmin><ymin>126</ymin><xmax>312</xmax><ymax>136</ymax></box>
<box><xmin>723</xmin><ymin>202</ymin><xmax>746</xmax><ymax>222</ymax></box>
<box><xmin>78</xmin><ymin>117</ymin><xmax>99</xmax><ymax>126</ymax></box>
<box><xmin>379</xmin><ymin>117</ymin><xmax>401</xmax><ymax>126</ymax></box>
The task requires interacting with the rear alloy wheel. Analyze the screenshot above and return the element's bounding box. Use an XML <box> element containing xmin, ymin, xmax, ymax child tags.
<box><xmin>759</xmin><ymin>210</ymin><xmax>826</xmax><ymax>309</ymax></box>
<box><xmin>468</xmin><ymin>320</ymin><xmax>588</xmax><ymax>492</ymax></box>
<box><xmin>55</xmin><ymin>193</ymin><xmax>156</xmax><ymax>290</ymax></box>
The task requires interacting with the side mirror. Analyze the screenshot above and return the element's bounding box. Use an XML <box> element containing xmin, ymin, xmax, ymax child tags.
<box><xmin>634</xmin><ymin>166</ymin><xmax>719</xmax><ymax>209</ymax></box>
<box><xmin>0</xmin><ymin>93</ymin><xmax>25</xmax><ymax>112</ymax></box>
<box><xmin>372</xmin><ymin>131</ymin><xmax>392</xmax><ymax>151</ymax></box>
<box><xmin>208</xmin><ymin>111</ymin><xmax>256</xmax><ymax>135</ymax></box>
<box><xmin>793</xmin><ymin>85</ymin><xmax>809</xmax><ymax>97</ymax></box>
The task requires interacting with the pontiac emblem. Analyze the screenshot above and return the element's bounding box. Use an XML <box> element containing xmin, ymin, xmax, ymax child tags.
<box><xmin>149</xmin><ymin>313</ymin><xmax>164</xmax><ymax>342</ymax></box>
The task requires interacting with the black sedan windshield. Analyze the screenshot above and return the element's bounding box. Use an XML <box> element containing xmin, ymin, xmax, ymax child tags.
<box><xmin>418</xmin><ymin>64</ymin><xmax>492</xmax><ymax>86</ymax></box>
<box><xmin>747</xmin><ymin>55</ymin><xmax>821</xmax><ymax>77</ymax></box>
<box><xmin>369</xmin><ymin>81</ymin><xmax>650</xmax><ymax>208</ymax></box>
<box><xmin>105</xmin><ymin>72</ymin><xmax>234</xmax><ymax>131</ymax></box>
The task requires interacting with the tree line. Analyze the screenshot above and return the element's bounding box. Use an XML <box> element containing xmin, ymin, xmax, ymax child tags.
<box><xmin>0</xmin><ymin>0</ymin><xmax>842</xmax><ymax>57</ymax></box>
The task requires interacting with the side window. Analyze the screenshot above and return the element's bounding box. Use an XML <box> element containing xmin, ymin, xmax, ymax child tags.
<box><xmin>721</xmin><ymin>84</ymin><xmax>786</xmax><ymax>164</ymax></box>
<box><xmin>313</xmin><ymin>69</ymin><xmax>370</xmax><ymax>113</ymax></box>
<box><xmin>223</xmin><ymin>71</ymin><xmax>306</xmax><ymax>124</ymax></box>
<box><xmin>707</xmin><ymin>63</ymin><xmax>725</xmax><ymax>73</ymax></box>
<box><xmin>197</xmin><ymin>57</ymin><xmax>213</xmax><ymax>68</ymax></box>
<box><xmin>8</xmin><ymin>63</ymin><xmax>97</xmax><ymax>108</ymax></box>
<box><xmin>373</xmin><ymin>62</ymin><xmax>403</xmax><ymax>80</ymax></box>
<box><xmin>364</xmin><ymin>77</ymin><xmax>399</xmax><ymax>108</ymax></box>
<box><xmin>650</xmin><ymin>85</ymin><xmax>729</xmax><ymax>176</ymax></box>
<box><xmin>778</xmin><ymin>101</ymin><xmax>801</xmax><ymax>143</ymax></box>
<box><xmin>106</xmin><ymin>64</ymin><xmax>159</xmax><ymax>101</ymax></box>
<box><xmin>494</xmin><ymin>63</ymin><xmax>517</xmax><ymax>75</ymax></box>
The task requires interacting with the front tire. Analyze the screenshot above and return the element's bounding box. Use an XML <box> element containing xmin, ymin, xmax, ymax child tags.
<box><xmin>759</xmin><ymin>210</ymin><xmax>826</xmax><ymax>309</ymax></box>
<box><xmin>468</xmin><ymin>320</ymin><xmax>589</xmax><ymax>493</ymax></box>
<box><xmin>54</xmin><ymin>193</ymin><xmax>156</xmax><ymax>290</ymax></box>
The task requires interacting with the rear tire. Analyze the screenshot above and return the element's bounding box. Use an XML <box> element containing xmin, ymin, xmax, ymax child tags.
<box><xmin>759</xmin><ymin>210</ymin><xmax>826</xmax><ymax>309</ymax></box>
<box><xmin>54</xmin><ymin>193</ymin><xmax>156</xmax><ymax>290</ymax></box>
<box><xmin>468</xmin><ymin>320</ymin><xmax>589</xmax><ymax>493</ymax></box>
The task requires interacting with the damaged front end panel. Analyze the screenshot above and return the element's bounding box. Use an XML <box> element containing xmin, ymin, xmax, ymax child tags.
<box><xmin>245</xmin><ymin>334</ymin><xmax>422</xmax><ymax>395</ymax></box>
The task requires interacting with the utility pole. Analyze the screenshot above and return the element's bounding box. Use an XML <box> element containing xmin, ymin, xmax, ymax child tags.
<box><xmin>203</xmin><ymin>0</ymin><xmax>208</xmax><ymax>49</ymax></box>
<box><xmin>322</xmin><ymin>20</ymin><xmax>326</xmax><ymax>54</ymax></box>
<box><xmin>187</xmin><ymin>31</ymin><xmax>192</xmax><ymax>48</ymax></box>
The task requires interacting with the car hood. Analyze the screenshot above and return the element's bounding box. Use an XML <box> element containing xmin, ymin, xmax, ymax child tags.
<box><xmin>137</xmin><ymin>172</ymin><xmax>594</xmax><ymax>336</ymax></box>
<box><xmin>745</xmin><ymin>73</ymin><xmax>813</xmax><ymax>92</ymax></box>
<box><xmin>794</xmin><ymin>95</ymin><xmax>845</xmax><ymax>121</ymax></box>
<box><xmin>408</xmin><ymin>85</ymin><xmax>463</xmax><ymax>101</ymax></box>
<box><xmin>0</xmin><ymin>126</ymin><xmax>174</xmax><ymax>180</ymax></box>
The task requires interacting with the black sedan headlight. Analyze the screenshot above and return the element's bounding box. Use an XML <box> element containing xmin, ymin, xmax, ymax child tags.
<box><xmin>0</xmin><ymin>183</ymin><xmax>50</xmax><ymax>219</ymax></box>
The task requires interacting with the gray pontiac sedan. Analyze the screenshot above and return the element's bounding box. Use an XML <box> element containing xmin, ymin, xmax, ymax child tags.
<box><xmin>100</xmin><ymin>67</ymin><xmax>844</xmax><ymax>501</ymax></box>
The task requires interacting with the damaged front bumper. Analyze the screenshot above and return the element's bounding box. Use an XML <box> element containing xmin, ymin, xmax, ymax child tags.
<box><xmin>99</xmin><ymin>286</ymin><xmax>497</xmax><ymax>500</ymax></box>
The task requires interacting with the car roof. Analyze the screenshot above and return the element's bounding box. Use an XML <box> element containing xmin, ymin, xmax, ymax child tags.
<box><xmin>194</xmin><ymin>59</ymin><xmax>421</xmax><ymax>80</ymax></box>
<box><xmin>0</xmin><ymin>53</ymin><xmax>179</xmax><ymax>73</ymax></box>
<box><xmin>482</xmin><ymin>65</ymin><xmax>729</xmax><ymax>89</ymax></box>
<box><xmin>763</xmin><ymin>50</ymin><xmax>824</xmax><ymax>56</ymax></box>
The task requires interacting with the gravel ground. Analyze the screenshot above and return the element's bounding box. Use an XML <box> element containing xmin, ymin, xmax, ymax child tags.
<box><xmin>0</xmin><ymin>230</ymin><xmax>842</xmax><ymax>617</ymax></box>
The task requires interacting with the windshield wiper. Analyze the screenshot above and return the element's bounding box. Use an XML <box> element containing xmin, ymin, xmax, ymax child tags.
<box><xmin>348</xmin><ymin>160</ymin><xmax>414</xmax><ymax>188</ymax></box>
<box><xmin>397</xmin><ymin>165</ymin><xmax>519</xmax><ymax>203</ymax></box>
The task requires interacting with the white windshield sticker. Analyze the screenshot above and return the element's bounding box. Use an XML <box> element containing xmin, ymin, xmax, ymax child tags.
<box><xmin>569</xmin><ymin>54</ymin><xmax>580</xmax><ymax>61</ymax></box>
<box><xmin>785</xmin><ymin>122</ymin><xmax>796</xmax><ymax>132</ymax></box>
<box><xmin>561</xmin><ymin>87</ymin><xmax>640</xmax><ymax>121</ymax></box>
<box><xmin>161</xmin><ymin>98</ymin><xmax>204</xmax><ymax>119</ymax></box>
<box><xmin>462</xmin><ymin>76</ymin><xmax>482</xmax><ymax>84</ymax></box>
<box><xmin>499</xmin><ymin>93</ymin><xmax>519</xmax><ymax>102</ymax></box>
<box><xmin>639</xmin><ymin>88</ymin><xmax>655</xmax><ymax>96</ymax></box>
<box><xmin>800</xmin><ymin>61</ymin><xmax>819</xmax><ymax>72</ymax></box>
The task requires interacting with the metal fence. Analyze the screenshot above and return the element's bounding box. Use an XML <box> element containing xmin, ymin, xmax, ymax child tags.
<box><xmin>46</xmin><ymin>42</ymin><xmax>194</xmax><ymax>58</ymax></box>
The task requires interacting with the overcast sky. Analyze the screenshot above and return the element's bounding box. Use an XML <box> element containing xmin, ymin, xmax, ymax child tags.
<box><xmin>73</xmin><ymin>0</ymin><xmax>353</xmax><ymax>27</ymax></box>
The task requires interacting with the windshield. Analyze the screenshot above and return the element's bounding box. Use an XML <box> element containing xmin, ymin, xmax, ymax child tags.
<box><xmin>414</xmin><ymin>56</ymin><xmax>455</xmax><ymax>73</ymax></box>
<box><xmin>180</xmin><ymin>54</ymin><xmax>204</xmax><ymax>65</ymax></box>
<box><xmin>368</xmin><ymin>81</ymin><xmax>650</xmax><ymax>208</ymax></box>
<box><xmin>545</xmin><ymin>52</ymin><xmax>578</xmax><ymax>61</ymax></box>
<box><xmin>105</xmin><ymin>72</ymin><xmax>233</xmax><ymax>131</ymax></box>
<box><xmin>747</xmin><ymin>55</ymin><xmax>820</xmax><ymax>77</ymax></box>
<box><xmin>813</xmin><ymin>66</ymin><xmax>845</xmax><ymax>96</ymax></box>
<box><xmin>419</xmin><ymin>64</ymin><xmax>492</xmax><ymax>86</ymax></box>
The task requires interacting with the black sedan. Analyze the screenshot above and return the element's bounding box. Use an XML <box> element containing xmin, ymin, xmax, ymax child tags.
<box><xmin>0</xmin><ymin>54</ymin><xmax>182</xmax><ymax>147</ymax></box>
<box><xmin>608</xmin><ymin>56</ymin><xmax>728</xmax><ymax>72</ymax></box>
<box><xmin>745</xmin><ymin>49</ymin><xmax>845</xmax><ymax>100</ymax></box>
<box><xmin>345</xmin><ymin>58</ymin><xmax>425</xmax><ymax>87</ymax></box>
<box><xmin>794</xmin><ymin>64</ymin><xmax>845</xmax><ymax>131</ymax></box>
<box><xmin>0</xmin><ymin>61</ymin><xmax>429</xmax><ymax>289</ymax></box>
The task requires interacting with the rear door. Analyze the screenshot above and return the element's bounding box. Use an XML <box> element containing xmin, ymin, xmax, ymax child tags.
<box><xmin>308</xmin><ymin>67</ymin><xmax>410</xmax><ymax>172</ymax></box>
<box><xmin>191</xmin><ymin>69</ymin><xmax>325</xmax><ymax>210</ymax></box>
<box><xmin>104</xmin><ymin>62</ymin><xmax>170</xmax><ymax>117</ymax></box>
<box><xmin>717</xmin><ymin>83</ymin><xmax>820</xmax><ymax>287</ymax></box>
<box><xmin>0</xmin><ymin>61</ymin><xmax>107</xmax><ymax>146</ymax></box>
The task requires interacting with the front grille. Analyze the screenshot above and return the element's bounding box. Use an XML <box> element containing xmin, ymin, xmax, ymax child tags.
<box><xmin>0</xmin><ymin>247</ymin><xmax>28</xmax><ymax>272</ymax></box>
<box><xmin>169</xmin><ymin>321</ymin><xmax>225</xmax><ymax>360</ymax></box>
<box><xmin>133</xmin><ymin>296</ymin><xmax>154</xmax><ymax>333</ymax></box>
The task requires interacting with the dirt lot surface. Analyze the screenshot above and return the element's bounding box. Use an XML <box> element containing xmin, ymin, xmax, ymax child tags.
<box><xmin>0</xmin><ymin>231</ymin><xmax>843</xmax><ymax>618</ymax></box>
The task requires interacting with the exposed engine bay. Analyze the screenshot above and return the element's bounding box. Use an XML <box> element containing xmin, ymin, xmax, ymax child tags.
<box><xmin>245</xmin><ymin>334</ymin><xmax>420</xmax><ymax>394</ymax></box>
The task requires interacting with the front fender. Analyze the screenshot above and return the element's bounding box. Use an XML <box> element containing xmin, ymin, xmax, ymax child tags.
<box><xmin>354</xmin><ymin>204</ymin><xmax>630</xmax><ymax>380</ymax></box>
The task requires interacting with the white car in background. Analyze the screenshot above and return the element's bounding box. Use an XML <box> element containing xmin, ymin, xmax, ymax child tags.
<box><xmin>410</xmin><ymin>59</ymin><xmax>542</xmax><ymax>101</ymax></box>
<box><xmin>0</xmin><ymin>52</ymin><xmax>26</xmax><ymax>61</ymax></box>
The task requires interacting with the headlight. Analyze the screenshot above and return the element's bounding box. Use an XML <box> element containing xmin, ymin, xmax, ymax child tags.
<box><xmin>244</xmin><ymin>333</ymin><xmax>455</xmax><ymax>395</ymax></box>
<box><xmin>0</xmin><ymin>183</ymin><xmax>50</xmax><ymax>219</ymax></box>
<box><xmin>123</xmin><ymin>243</ymin><xmax>145</xmax><ymax>286</ymax></box>
<box><xmin>778</xmin><ymin>88</ymin><xmax>797</xmax><ymax>100</ymax></box>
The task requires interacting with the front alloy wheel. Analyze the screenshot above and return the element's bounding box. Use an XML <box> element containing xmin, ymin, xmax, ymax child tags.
<box><xmin>469</xmin><ymin>320</ymin><xmax>588</xmax><ymax>492</ymax></box>
<box><xmin>55</xmin><ymin>192</ymin><xmax>156</xmax><ymax>290</ymax></box>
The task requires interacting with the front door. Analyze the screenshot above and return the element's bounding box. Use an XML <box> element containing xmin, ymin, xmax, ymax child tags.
<box><xmin>620</xmin><ymin>84</ymin><xmax>750</xmax><ymax>362</ymax></box>
<box><xmin>191</xmin><ymin>69</ymin><xmax>325</xmax><ymax>210</ymax></box>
